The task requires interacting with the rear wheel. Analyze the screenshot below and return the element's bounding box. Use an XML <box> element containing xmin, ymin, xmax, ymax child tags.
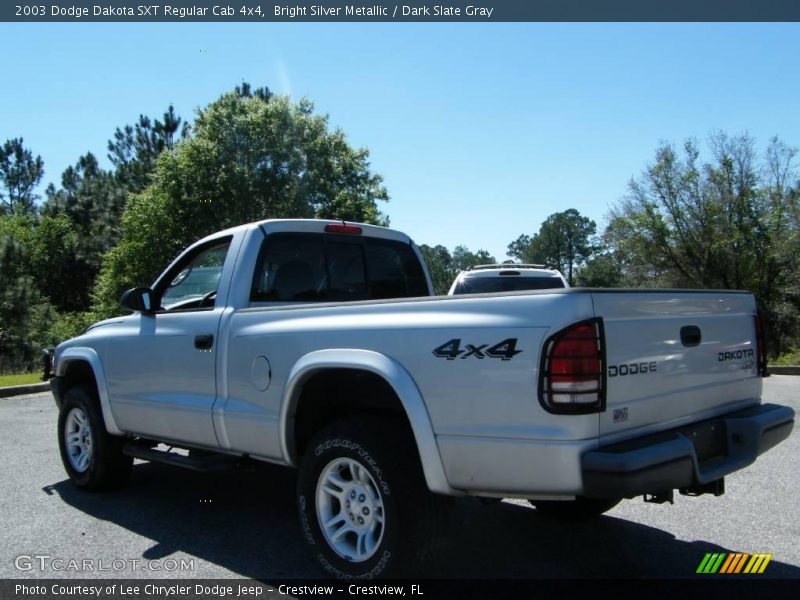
<box><xmin>297</xmin><ymin>417</ymin><xmax>447</xmax><ymax>578</ymax></box>
<box><xmin>57</xmin><ymin>385</ymin><xmax>132</xmax><ymax>491</ymax></box>
<box><xmin>529</xmin><ymin>497</ymin><xmax>621</xmax><ymax>521</ymax></box>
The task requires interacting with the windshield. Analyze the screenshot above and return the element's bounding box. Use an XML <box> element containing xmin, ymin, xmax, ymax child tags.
<box><xmin>452</xmin><ymin>276</ymin><xmax>565</xmax><ymax>295</ymax></box>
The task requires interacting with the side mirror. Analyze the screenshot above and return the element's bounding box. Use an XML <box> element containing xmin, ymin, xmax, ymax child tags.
<box><xmin>120</xmin><ymin>287</ymin><xmax>154</xmax><ymax>313</ymax></box>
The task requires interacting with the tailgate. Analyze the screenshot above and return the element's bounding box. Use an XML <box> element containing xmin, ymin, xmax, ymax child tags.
<box><xmin>593</xmin><ymin>291</ymin><xmax>763</xmax><ymax>438</ymax></box>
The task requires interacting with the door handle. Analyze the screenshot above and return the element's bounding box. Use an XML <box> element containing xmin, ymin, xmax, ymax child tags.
<box><xmin>680</xmin><ymin>325</ymin><xmax>702</xmax><ymax>348</ymax></box>
<box><xmin>194</xmin><ymin>334</ymin><xmax>214</xmax><ymax>350</ymax></box>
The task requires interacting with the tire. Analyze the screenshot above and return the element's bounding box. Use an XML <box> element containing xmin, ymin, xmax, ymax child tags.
<box><xmin>57</xmin><ymin>384</ymin><xmax>132</xmax><ymax>491</ymax></box>
<box><xmin>297</xmin><ymin>417</ymin><xmax>448</xmax><ymax>578</ymax></box>
<box><xmin>529</xmin><ymin>496</ymin><xmax>621</xmax><ymax>521</ymax></box>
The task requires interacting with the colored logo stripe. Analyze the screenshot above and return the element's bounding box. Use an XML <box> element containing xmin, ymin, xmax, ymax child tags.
<box><xmin>744</xmin><ymin>553</ymin><xmax>773</xmax><ymax>574</ymax></box>
<box><xmin>697</xmin><ymin>552</ymin><xmax>772</xmax><ymax>574</ymax></box>
<box><xmin>720</xmin><ymin>553</ymin><xmax>748</xmax><ymax>573</ymax></box>
<box><xmin>697</xmin><ymin>553</ymin><xmax>726</xmax><ymax>573</ymax></box>
<box><xmin>719</xmin><ymin>553</ymin><xmax>736</xmax><ymax>573</ymax></box>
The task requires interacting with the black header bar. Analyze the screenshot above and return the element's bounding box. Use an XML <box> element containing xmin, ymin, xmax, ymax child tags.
<box><xmin>3</xmin><ymin>1</ymin><xmax>800</xmax><ymax>22</ymax></box>
<box><xmin>3</xmin><ymin>579</ymin><xmax>800</xmax><ymax>600</ymax></box>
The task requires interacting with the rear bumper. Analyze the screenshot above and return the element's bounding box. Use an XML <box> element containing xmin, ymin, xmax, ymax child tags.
<box><xmin>582</xmin><ymin>403</ymin><xmax>795</xmax><ymax>498</ymax></box>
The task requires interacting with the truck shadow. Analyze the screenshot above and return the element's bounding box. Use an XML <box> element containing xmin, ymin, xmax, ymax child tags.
<box><xmin>45</xmin><ymin>462</ymin><xmax>800</xmax><ymax>579</ymax></box>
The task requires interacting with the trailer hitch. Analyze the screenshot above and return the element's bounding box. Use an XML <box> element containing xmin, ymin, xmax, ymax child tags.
<box><xmin>680</xmin><ymin>478</ymin><xmax>725</xmax><ymax>497</ymax></box>
<box><xmin>643</xmin><ymin>491</ymin><xmax>674</xmax><ymax>504</ymax></box>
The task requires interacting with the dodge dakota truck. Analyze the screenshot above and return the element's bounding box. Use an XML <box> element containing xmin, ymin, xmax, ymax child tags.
<box><xmin>50</xmin><ymin>219</ymin><xmax>795</xmax><ymax>578</ymax></box>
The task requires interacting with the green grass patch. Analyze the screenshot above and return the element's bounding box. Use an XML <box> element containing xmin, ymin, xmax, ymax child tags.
<box><xmin>773</xmin><ymin>348</ymin><xmax>800</xmax><ymax>366</ymax></box>
<box><xmin>0</xmin><ymin>372</ymin><xmax>42</xmax><ymax>387</ymax></box>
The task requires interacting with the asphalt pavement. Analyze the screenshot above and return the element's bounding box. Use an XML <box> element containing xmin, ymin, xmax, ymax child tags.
<box><xmin>1</xmin><ymin>377</ymin><xmax>798</xmax><ymax>579</ymax></box>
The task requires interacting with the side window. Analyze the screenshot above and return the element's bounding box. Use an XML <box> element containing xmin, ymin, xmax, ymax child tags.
<box><xmin>365</xmin><ymin>239</ymin><xmax>428</xmax><ymax>299</ymax></box>
<box><xmin>251</xmin><ymin>235</ymin><xmax>327</xmax><ymax>302</ymax></box>
<box><xmin>160</xmin><ymin>240</ymin><xmax>231</xmax><ymax>310</ymax></box>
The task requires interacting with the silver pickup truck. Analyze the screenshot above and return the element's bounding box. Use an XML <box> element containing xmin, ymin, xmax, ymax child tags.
<box><xmin>50</xmin><ymin>219</ymin><xmax>794</xmax><ymax>578</ymax></box>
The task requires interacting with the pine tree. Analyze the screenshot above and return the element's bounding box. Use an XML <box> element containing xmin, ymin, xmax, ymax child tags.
<box><xmin>107</xmin><ymin>104</ymin><xmax>189</xmax><ymax>193</ymax></box>
<box><xmin>0</xmin><ymin>138</ymin><xmax>44</xmax><ymax>216</ymax></box>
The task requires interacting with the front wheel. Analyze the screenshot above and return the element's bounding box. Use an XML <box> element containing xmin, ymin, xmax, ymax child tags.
<box><xmin>529</xmin><ymin>496</ymin><xmax>621</xmax><ymax>521</ymax></box>
<box><xmin>57</xmin><ymin>385</ymin><xmax>132</xmax><ymax>491</ymax></box>
<box><xmin>297</xmin><ymin>417</ymin><xmax>446</xmax><ymax>578</ymax></box>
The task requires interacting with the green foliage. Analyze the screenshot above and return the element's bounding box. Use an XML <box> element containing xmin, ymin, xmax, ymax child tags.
<box><xmin>235</xmin><ymin>81</ymin><xmax>273</xmax><ymax>102</ymax></box>
<box><xmin>575</xmin><ymin>254</ymin><xmax>623</xmax><ymax>287</ymax></box>
<box><xmin>510</xmin><ymin>209</ymin><xmax>598</xmax><ymax>285</ymax></box>
<box><xmin>94</xmin><ymin>91</ymin><xmax>389</xmax><ymax>315</ymax></box>
<box><xmin>0</xmin><ymin>235</ymin><xmax>38</xmax><ymax>372</ymax></box>
<box><xmin>418</xmin><ymin>245</ymin><xmax>453</xmax><ymax>295</ymax></box>
<box><xmin>506</xmin><ymin>234</ymin><xmax>531</xmax><ymax>261</ymax></box>
<box><xmin>0</xmin><ymin>297</ymin><xmax>94</xmax><ymax>375</ymax></box>
<box><xmin>0</xmin><ymin>138</ymin><xmax>44</xmax><ymax>215</ymax></box>
<box><xmin>41</xmin><ymin>105</ymin><xmax>189</xmax><ymax>313</ymax></box>
<box><xmin>0</xmin><ymin>223</ymin><xmax>96</xmax><ymax>373</ymax></box>
<box><xmin>769</xmin><ymin>346</ymin><xmax>800</xmax><ymax>367</ymax></box>
<box><xmin>29</xmin><ymin>304</ymin><xmax>95</xmax><ymax>347</ymax></box>
<box><xmin>45</xmin><ymin>153</ymin><xmax>126</xmax><ymax>244</ymax></box>
<box><xmin>43</xmin><ymin>153</ymin><xmax>128</xmax><ymax>310</ymax></box>
<box><xmin>1</xmin><ymin>84</ymin><xmax>391</xmax><ymax>367</ymax></box>
<box><xmin>0</xmin><ymin>220</ymin><xmax>89</xmax><ymax>372</ymax></box>
<box><xmin>606</xmin><ymin>133</ymin><xmax>800</xmax><ymax>356</ymax></box>
<box><xmin>418</xmin><ymin>244</ymin><xmax>496</xmax><ymax>295</ymax></box>
<box><xmin>601</xmin><ymin>211</ymin><xmax>671</xmax><ymax>287</ymax></box>
<box><xmin>769</xmin><ymin>347</ymin><xmax>800</xmax><ymax>367</ymax></box>
<box><xmin>0</xmin><ymin>213</ymin><xmax>90</xmax><ymax>311</ymax></box>
<box><xmin>108</xmin><ymin>105</ymin><xmax>189</xmax><ymax>193</ymax></box>
<box><xmin>451</xmin><ymin>246</ymin><xmax>495</xmax><ymax>271</ymax></box>
<box><xmin>0</xmin><ymin>372</ymin><xmax>42</xmax><ymax>387</ymax></box>
<box><xmin>92</xmin><ymin>189</ymin><xmax>176</xmax><ymax>316</ymax></box>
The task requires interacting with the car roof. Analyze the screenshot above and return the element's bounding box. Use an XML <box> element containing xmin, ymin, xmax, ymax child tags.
<box><xmin>459</xmin><ymin>266</ymin><xmax>563</xmax><ymax>278</ymax></box>
<box><xmin>192</xmin><ymin>218</ymin><xmax>413</xmax><ymax>246</ymax></box>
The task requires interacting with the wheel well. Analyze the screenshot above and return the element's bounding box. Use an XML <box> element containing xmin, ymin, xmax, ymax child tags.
<box><xmin>62</xmin><ymin>360</ymin><xmax>98</xmax><ymax>399</ymax></box>
<box><xmin>292</xmin><ymin>369</ymin><xmax>414</xmax><ymax>460</ymax></box>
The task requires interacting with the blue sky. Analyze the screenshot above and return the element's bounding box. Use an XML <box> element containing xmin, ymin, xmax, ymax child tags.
<box><xmin>1</xmin><ymin>23</ymin><xmax>798</xmax><ymax>259</ymax></box>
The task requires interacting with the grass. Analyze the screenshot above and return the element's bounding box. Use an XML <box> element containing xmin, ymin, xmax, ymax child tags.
<box><xmin>773</xmin><ymin>348</ymin><xmax>800</xmax><ymax>366</ymax></box>
<box><xmin>0</xmin><ymin>372</ymin><xmax>42</xmax><ymax>387</ymax></box>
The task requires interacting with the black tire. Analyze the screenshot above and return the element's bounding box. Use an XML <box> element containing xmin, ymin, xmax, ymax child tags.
<box><xmin>529</xmin><ymin>496</ymin><xmax>621</xmax><ymax>521</ymax></box>
<box><xmin>297</xmin><ymin>417</ymin><xmax>448</xmax><ymax>578</ymax></box>
<box><xmin>57</xmin><ymin>384</ymin><xmax>132</xmax><ymax>491</ymax></box>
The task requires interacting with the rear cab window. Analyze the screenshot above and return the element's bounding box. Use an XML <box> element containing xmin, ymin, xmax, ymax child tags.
<box><xmin>250</xmin><ymin>232</ymin><xmax>428</xmax><ymax>304</ymax></box>
<box><xmin>453</xmin><ymin>276</ymin><xmax>565</xmax><ymax>295</ymax></box>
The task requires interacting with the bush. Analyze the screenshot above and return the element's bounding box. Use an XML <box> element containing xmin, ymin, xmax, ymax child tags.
<box><xmin>773</xmin><ymin>347</ymin><xmax>800</xmax><ymax>366</ymax></box>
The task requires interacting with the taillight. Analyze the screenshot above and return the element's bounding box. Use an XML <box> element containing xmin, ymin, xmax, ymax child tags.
<box><xmin>539</xmin><ymin>318</ymin><xmax>606</xmax><ymax>414</ymax></box>
<box><xmin>325</xmin><ymin>223</ymin><xmax>362</xmax><ymax>235</ymax></box>
<box><xmin>754</xmin><ymin>313</ymin><xmax>768</xmax><ymax>377</ymax></box>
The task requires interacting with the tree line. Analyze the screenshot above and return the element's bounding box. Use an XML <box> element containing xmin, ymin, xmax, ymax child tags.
<box><xmin>499</xmin><ymin>133</ymin><xmax>799</xmax><ymax>357</ymax></box>
<box><xmin>1</xmin><ymin>84</ymin><xmax>797</xmax><ymax>373</ymax></box>
<box><xmin>0</xmin><ymin>83</ymin><xmax>389</xmax><ymax>372</ymax></box>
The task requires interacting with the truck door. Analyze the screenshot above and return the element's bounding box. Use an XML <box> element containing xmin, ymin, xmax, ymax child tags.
<box><xmin>103</xmin><ymin>236</ymin><xmax>235</xmax><ymax>447</ymax></box>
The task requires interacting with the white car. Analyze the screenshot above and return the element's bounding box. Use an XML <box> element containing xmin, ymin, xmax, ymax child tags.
<box><xmin>448</xmin><ymin>263</ymin><xmax>569</xmax><ymax>295</ymax></box>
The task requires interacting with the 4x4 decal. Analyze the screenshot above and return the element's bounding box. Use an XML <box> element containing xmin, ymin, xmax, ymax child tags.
<box><xmin>433</xmin><ymin>338</ymin><xmax>521</xmax><ymax>361</ymax></box>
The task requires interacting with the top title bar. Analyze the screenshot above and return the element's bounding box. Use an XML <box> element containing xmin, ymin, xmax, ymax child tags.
<box><xmin>3</xmin><ymin>1</ymin><xmax>800</xmax><ymax>22</ymax></box>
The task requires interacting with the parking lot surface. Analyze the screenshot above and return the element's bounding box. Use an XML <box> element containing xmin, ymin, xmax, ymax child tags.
<box><xmin>1</xmin><ymin>377</ymin><xmax>798</xmax><ymax>579</ymax></box>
